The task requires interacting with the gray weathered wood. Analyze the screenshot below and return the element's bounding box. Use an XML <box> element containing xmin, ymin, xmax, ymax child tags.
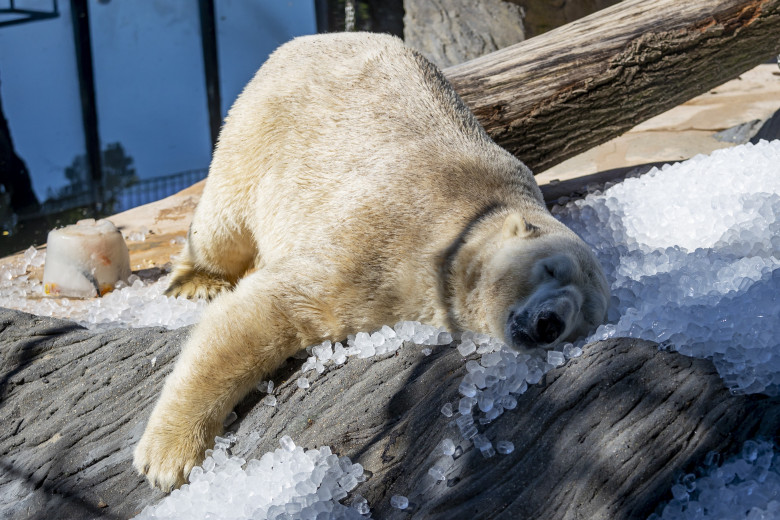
<box><xmin>2</xmin><ymin>307</ymin><xmax>779</xmax><ymax>519</ymax></box>
<box><xmin>445</xmin><ymin>0</ymin><xmax>780</xmax><ymax>172</ymax></box>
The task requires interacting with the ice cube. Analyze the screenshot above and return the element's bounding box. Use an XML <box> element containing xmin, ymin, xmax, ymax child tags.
<box><xmin>280</xmin><ymin>435</ymin><xmax>296</xmax><ymax>451</ymax></box>
<box><xmin>496</xmin><ymin>440</ymin><xmax>514</xmax><ymax>455</ymax></box>
<box><xmin>458</xmin><ymin>381</ymin><xmax>477</xmax><ymax>397</ymax></box>
<box><xmin>458</xmin><ymin>339</ymin><xmax>477</xmax><ymax>356</ymax></box>
<box><xmin>441</xmin><ymin>438</ymin><xmax>456</xmax><ymax>456</ymax></box>
<box><xmin>390</xmin><ymin>495</ymin><xmax>409</xmax><ymax>510</ymax></box>
<box><xmin>547</xmin><ymin>351</ymin><xmax>565</xmax><ymax>366</ymax></box>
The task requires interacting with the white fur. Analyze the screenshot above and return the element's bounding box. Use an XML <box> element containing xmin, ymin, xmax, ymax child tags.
<box><xmin>133</xmin><ymin>32</ymin><xmax>609</xmax><ymax>490</ymax></box>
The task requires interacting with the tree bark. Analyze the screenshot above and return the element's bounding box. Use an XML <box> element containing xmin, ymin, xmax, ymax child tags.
<box><xmin>505</xmin><ymin>0</ymin><xmax>622</xmax><ymax>39</ymax></box>
<box><xmin>403</xmin><ymin>0</ymin><xmax>526</xmax><ymax>68</ymax></box>
<box><xmin>2</xmin><ymin>307</ymin><xmax>780</xmax><ymax>519</ymax></box>
<box><xmin>444</xmin><ymin>0</ymin><xmax>780</xmax><ymax>172</ymax></box>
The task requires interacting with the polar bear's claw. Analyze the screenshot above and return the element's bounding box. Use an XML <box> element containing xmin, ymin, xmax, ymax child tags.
<box><xmin>133</xmin><ymin>415</ymin><xmax>208</xmax><ymax>491</ymax></box>
<box><xmin>164</xmin><ymin>259</ymin><xmax>233</xmax><ymax>301</ymax></box>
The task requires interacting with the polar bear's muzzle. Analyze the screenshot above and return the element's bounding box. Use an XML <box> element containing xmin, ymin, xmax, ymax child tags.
<box><xmin>505</xmin><ymin>285</ymin><xmax>582</xmax><ymax>351</ymax></box>
<box><xmin>534</xmin><ymin>310</ymin><xmax>566</xmax><ymax>344</ymax></box>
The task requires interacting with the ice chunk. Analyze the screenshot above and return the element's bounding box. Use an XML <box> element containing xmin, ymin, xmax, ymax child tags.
<box><xmin>332</xmin><ymin>342</ymin><xmax>348</xmax><ymax>365</ymax></box>
<box><xmin>380</xmin><ymin>324</ymin><xmax>397</xmax><ymax>339</ymax></box>
<box><xmin>440</xmin><ymin>438</ymin><xmax>456</xmax><ymax>456</ymax></box>
<box><xmin>477</xmin><ymin>395</ymin><xmax>494</xmax><ymax>413</ymax></box>
<box><xmin>458</xmin><ymin>339</ymin><xmax>477</xmax><ymax>356</ymax></box>
<box><xmin>370</xmin><ymin>331</ymin><xmax>385</xmax><ymax>347</ymax></box>
<box><xmin>338</xmin><ymin>474</ymin><xmax>358</xmax><ymax>491</ymax></box>
<box><xmin>460</xmin><ymin>424</ymin><xmax>478</xmax><ymax>439</ymax></box>
<box><xmin>563</xmin><ymin>343</ymin><xmax>583</xmax><ymax>359</ymax></box>
<box><xmin>481</xmin><ymin>351</ymin><xmax>502</xmax><ymax>367</ymax></box>
<box><xmin>390</xmin><ymin>495</ymin><xmax>409</xmax><ymax>510</ymax></box>
<box><xmin>547</xmin><ymin>350</ymin><xmax>565</xmax><ymax>367</ymax></box>
<box><xmin>459</xmin><ymin>381</ymin><xmax>477</xmax><ymax>398</ymax></box>
<box><xmin>437</xmin><ymin>331</ymin><xmax>453</xmax><ymax>344</ymax></box>
<box><xmin>313</xmin><ymin>341</ymin><xmax>333</xmax><ymax>361</ymax></box>
<box><xmin>496</xmin><ymin>440</ymin><xmax>514</xmax><ymax>455</ymax></box>
<box><xmin>212</xmin><ymin>448</ymin><xmax>227</xmax><ymax>465</ymax></box>
<box><xmin>458</xmin><ymin>396</ymin><xmax>475</xmax><ymax>415</ymax></box>
<box><xmin>351</xmin><ymin>493</ymin><xmax>370</xmax><ymax>514</ymax></box>
<box><xmin>43</xmin><ymin>219</ymin><xmax>130</xmax><ymax>298</ymax></box>
<box><xmin>440</xmin><ymin>402</ymin><xmax>453</xmax><ymax>417</ymax></box>
<box><xmin>280</xmin><ymin>435</ymin><xmax>296</xmax><ymax>451</ymax></box>
<box><xmin>473</xmin><ymin>434</ymin><xmax>495</xmax><ymax>458</ymax></box>
<box><xmin>428</xmin><ymin>456</ymin><xmax>453</xmax><ymax>481</ymax></box>
<box><xmin>297</xmin><ymin>377</ymin><xmax>310</xmax><ymax>389</ymax></box>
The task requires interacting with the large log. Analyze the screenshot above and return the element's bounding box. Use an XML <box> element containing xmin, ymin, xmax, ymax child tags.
<box><xmin>445</xmin><ymin>0</ymin><xmax>780</xmax><ymax>172</ymax></box>
<box><xmin>2</xmin><ymin>307</ymin><xmax>780</xmax><ymax>519</ymax></box>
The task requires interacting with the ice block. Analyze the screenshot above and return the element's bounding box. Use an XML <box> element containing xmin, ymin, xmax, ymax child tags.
<box><xmin>43</xmin><ymin>219</ymin><xmax>131</xmax><ymax>298</ymax></box>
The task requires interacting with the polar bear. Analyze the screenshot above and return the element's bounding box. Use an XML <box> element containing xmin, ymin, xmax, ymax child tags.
<box><xmin>134</xmin><ymin>32</ymin><xmax>609</xmax><ymax>490</ymax></box>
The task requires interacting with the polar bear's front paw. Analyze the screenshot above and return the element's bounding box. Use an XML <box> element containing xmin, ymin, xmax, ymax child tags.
<box><xmin>165</xmin><ymin>263</ymin><xmax>233</xmax><ymax>301</ymax></box>
<box><xmin>133</xmin><ymin>420</ymin><xmax>211</xmax><ymax>491</ymax></box>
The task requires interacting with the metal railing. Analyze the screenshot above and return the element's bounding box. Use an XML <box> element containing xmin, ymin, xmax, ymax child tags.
<box><xmin>39</xmin><ymin>168</ymin><xmax>208</xmax><ymax>216</ymax></box>
<box><xmin>114</xmin><ymin>168</ymin><xmax>208</xmax><ymax>212</ymax></box>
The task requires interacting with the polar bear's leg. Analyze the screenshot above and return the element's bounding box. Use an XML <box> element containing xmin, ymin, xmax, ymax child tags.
<box><xmin>165</xmin><ymin>211</ymin><xmax>256</xmax><ymax>300</ymax></box>
<box><xmin>135</xmin><ymin>264</ymin><xmax>340</xmax><ymax>490</ymax></box>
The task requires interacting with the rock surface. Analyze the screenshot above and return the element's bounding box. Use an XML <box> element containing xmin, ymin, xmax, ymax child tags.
<box><xmin>2</xmin><ymin>307</ymin><xmax>779</xmax><ymax>519</ymax></box>
<box><xmin>403</xmin><ymin>0</ymin><xmax>526</xmax><ymax>68</ymax></box>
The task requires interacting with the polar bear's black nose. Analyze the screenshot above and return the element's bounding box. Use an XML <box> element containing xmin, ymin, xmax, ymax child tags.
<box><xmin>535</xmin><ymin>311</ymin><xmax>565</xmax><ymax>344</ymax></box>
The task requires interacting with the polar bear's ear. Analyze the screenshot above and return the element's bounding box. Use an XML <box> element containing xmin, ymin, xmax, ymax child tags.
<box><xmin>502</xmin><ymin>213</ymin><xmax>541</xmax><ymax>240</ymax></box>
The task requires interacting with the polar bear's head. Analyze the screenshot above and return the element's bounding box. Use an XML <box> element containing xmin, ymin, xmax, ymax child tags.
<box><xmin>456</xmin><ymin>212</ymin><xmax>610</xmax><ymax>354</ymax></box>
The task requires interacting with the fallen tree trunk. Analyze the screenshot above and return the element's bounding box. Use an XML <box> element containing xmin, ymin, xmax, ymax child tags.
<box><xmin>444</xmin><ymin>0</ymin><xmax>780</xmax><ymax>172</ymax></box>
<box><xmin>2</xmin><ymin>307</ymin><xmax>779</xmax><ymax>519</ymax></box>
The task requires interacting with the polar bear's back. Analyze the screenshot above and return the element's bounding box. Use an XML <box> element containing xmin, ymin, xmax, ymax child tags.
<box><xmin>202</xmin><ymin>32</ymin><xmax>542</xmax><ymax>264</ymax></box>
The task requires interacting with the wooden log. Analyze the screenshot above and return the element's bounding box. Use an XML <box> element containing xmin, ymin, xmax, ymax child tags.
<box><xmin>2</xmin><ymin>307</ymin><xmax>780</xmax><ymax>519</ymax></box>
<box><xmin>444</xmin><ymin>0</ymin><xmax>780</xmax><ymax>172</ymax></box>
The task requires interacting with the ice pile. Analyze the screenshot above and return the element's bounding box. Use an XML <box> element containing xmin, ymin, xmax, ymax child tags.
<box><xmin>554</xmin><ymin>140</ymin><xmax>780</xmax><ymax>395</ymax></box>
<box><xmin>651</xmin><ymin>440</ymin><xmax>780</xmax><ymax>520</ymax></box>
<box><xmin>446</xmin><ymin>330</ymin><xmax>578</xmax><ymax>448</ymax></box>
<box><xmin>303</xmin><ymin>323</ymin><xmax>564</xmax><ymax>488</ymax></box>
<box><xmin>297</xmin><ymin>322</ymin><xmax>453</xmax><ymax>380</ymax></box>
<box><xmin>138</xmin><ymin>321</ymin><xmax>555</xmax><ymax>519</ymax></box>
<box><xmin>136</xmin><ymin>435</ymin><xmax>370</xmax><ymax>520</ymax></box>
<box><xmin>0</xmin><ymin>248</ymin><xmax>204</xmax><ymax>330</ymax></box>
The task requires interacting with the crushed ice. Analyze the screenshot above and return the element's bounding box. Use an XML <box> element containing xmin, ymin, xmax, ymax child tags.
<box><xmin>135</xmin><ymin>435</ymin><xmax>370</xmax><ymax>520</ymax></box>
<box><xmin>650</xmin><ymin>440</ymin><xmax>780</xmax><ymax>520</ymax></box>
<box><xmin>0</xmin><ymin>249</ymin><xmax>204</xmax><ymax>330</ymax></box>
<box><xmin>554</xmin><ymin>140</ymin><xmax>780</xmax><ymax>396</ymax></box>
